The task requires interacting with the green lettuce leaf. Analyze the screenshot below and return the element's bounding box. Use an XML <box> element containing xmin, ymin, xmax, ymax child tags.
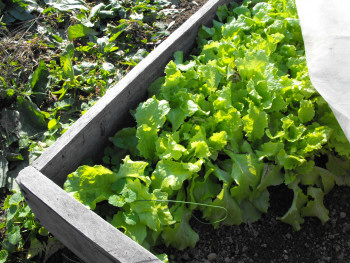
<box><xmin>225</xmin><ymin>151</ymin><xmax>264</xmax><ymax>203</ymax></box>
<box><xmin>128</xmin><ymin>181</ymin><xmax>175</xmax><ymax>231</ymax></box>
<box><xmin>136</xmin><ymin>124</ymin><xmax>158</xmax><ymax>160</ymax></box>
<box><xmin>301</xmin><ymin>186</ymin><xmax>329</xmax><ymax>224</ymax></box>
<box><xmin>242</xmin><ymin>103</ymin><xmax>268</xmax><ymax>142</ymax></box>
<box><xmin>162</xmin><ymin>205</ymin><xmax>199</xmax><ymax>250</ymax></box>
<box><xmin>278</xmin><ymin>182</ymin><xmax>308</xmax><ymax>231</ymax></box>
<box><xmin>109</xmin><ymin>211</ymin><xmax>147</xmax><ymax>245</ymax></box>
<box><xmin>135</xmin><ymin>97</ymin><xmax>170</xmax><ymax>129</ymax></box>
<box><xmin>202</xmin><ymin>184</ymin><xmax>243</xmax><ymax>226</ymax></box>
<box><xmin>151</xmin><ymin>159</ymin><xmax>193</xmax><ymax>195</ymax></box>
<box><xmin>156</xmin><ymin>133</ymin><xmax>187</xmax><ymax>160</ymax></box>
<box><xmin>64</xmin><ymin>165</ymin><xmax>117</xmax><ymax>210</ymax></box>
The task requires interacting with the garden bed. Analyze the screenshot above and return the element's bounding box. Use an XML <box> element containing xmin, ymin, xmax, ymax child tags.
<box><xmin>16</xmin><ymin>1</ymin><xmax>230</xmax><ymax>262</ymax></box>
<box><xmin>1</xmin><ymin>0</ymin><xmax>212</xmax><ymax>262</ymax></box>
<box><xmin>13</xmin><ymin>0</ymin><xmax>350</xmax><ymax>263</ymax></box>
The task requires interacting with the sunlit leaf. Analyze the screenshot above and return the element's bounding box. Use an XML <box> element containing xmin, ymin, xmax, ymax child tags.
<box><xmin>68</xmin><ymin>24</ymin><xmax>97</xmax><ymax>41</ymax></box>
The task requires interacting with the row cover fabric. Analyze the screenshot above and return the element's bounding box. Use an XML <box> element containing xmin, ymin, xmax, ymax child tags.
<box><xmin>296</xmin><ymin>0</ymin><xmax>350</xmax><ymax>142</ymax></box>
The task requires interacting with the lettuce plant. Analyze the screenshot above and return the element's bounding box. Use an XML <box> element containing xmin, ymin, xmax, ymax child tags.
<box><xmin>64</xmin><ymin>0</ymin><xmax>350</xmax><ymax>253</ymax></box>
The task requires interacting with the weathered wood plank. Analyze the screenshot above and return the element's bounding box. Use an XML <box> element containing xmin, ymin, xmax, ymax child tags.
<box><xmin>16</xmin><ymin>166</ymin><xmax>161</xmax><ymax>263</ymax></box>
<box><xmin>31</xmin><ymin>0</ymin><xmax>234</xmax><ymax>186</ymax></box>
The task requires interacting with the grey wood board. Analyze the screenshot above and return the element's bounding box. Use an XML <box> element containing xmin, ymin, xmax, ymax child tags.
<box><xmin>31</xmin><ymin>0</ymin><xmax>234</xmax><ymax>186</ymax></box>
<box><xmin>17</xmin><ymin>166</ymin><xmax>162</xmax><ymax>263</ymax></box>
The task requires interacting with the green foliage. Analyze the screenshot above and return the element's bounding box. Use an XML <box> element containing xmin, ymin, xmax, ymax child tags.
<box><xmin>1</xmin><ymin>0</ymin><xmax>186</xmax><ymax>261</ymax></box>
<box><xmin>1</xmin><ymin>0</ymin><xmax>350</xmax><ymax>261</ymax></box>
<box><xmin>0</xmin><ymin>0</ymin><xmax>179</xmax><ymax>190</ymax></box>
<box><xmin>0</xmin><ymin>0</ymin><xmax>39</xmax><ymax>24</ymax></box>
<box><xmin>68</xmin><ymin>24</ymin><xmax>97</xmax><ymax>41</ymax></box>
<box><xmin>63</xmin><ymin>0</ymin><xmax>350</xmax><ymax>256</ymax></box>
<box><xmin>64</xmin><ymin>165</ymin><xmax>119</xmax><ymax>209</ymax></box>
<box><xmin>1</xmin><ymin>191</ymin><xmax>64</xmax><ymax>262</ymax></box>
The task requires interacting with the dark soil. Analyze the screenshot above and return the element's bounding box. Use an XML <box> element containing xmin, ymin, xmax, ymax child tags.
<box><xmin>164</xmin><ymin>0</ymin><xmax>210</xmax><ymax>32</ymax></box>
<box><xmin>160</xmin><ymin>185</ymin><xmax>350</xmax><ymax>263</ymax></box>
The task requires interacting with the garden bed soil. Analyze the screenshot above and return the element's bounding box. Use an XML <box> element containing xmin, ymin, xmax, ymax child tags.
<box><xmin>159</xmin><ymin>185</ymin><xmax>350</xmax><ymax>263</ymax></box>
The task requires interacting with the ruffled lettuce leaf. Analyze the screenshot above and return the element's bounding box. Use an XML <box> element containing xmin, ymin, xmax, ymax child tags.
<box><xmin>64</xmin><ymin>165</ymin><xmax>117</xmax><ymax>210</ymax></box>
<box><xmin>162</xmin><ymin>205</ymin><xmax>199</xmax><ymax>250</ymax></box>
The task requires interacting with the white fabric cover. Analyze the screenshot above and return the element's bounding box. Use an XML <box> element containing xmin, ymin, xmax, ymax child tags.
<box><xmin>296</xmin><ymin>0</ymin><xmax>350</xmax><ymax>141</ymax></box>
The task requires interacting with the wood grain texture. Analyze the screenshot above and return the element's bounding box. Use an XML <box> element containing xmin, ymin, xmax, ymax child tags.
<box><xmin>31</xmin><ymin>0</ymin><xmax>234</xmax><ymax>186</ymax></box>
<box><xmin>17</xmin><ymin>166</ymin><xmax>161</xmax><ymax>263</ymax></box>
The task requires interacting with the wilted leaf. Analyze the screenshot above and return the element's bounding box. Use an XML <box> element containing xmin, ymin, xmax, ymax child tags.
<box><xmin>301</xmin><ymin>186</ymin><xmax>329</xmax><ymax>224</ymax></box>
<box><xmin>278</xmin><ymin>182</ymin><xmax>308</xmax><ymax>230</ymax></box>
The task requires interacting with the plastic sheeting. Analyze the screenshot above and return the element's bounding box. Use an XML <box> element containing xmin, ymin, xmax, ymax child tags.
<box><xmin>295</xmin><ymin>0</ymin><xmax>350</xmax><ymax>142</ymax></box>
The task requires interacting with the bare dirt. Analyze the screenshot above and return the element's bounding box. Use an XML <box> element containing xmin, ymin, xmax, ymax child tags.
<box><xmin>164</xmin><ymin>0</ymin><xmax>210</xmax><ymax>32</ymax></box>
<box><xmin>160</xmin><ymin>185</ymin><xmax>350</xmax><ymax>263</ymax></box>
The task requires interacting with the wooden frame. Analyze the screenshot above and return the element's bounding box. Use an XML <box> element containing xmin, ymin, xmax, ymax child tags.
<box><xmin>16</xmin><ymin>1</ymin><xmax>234</xmax><ymax>262</ymax></box>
